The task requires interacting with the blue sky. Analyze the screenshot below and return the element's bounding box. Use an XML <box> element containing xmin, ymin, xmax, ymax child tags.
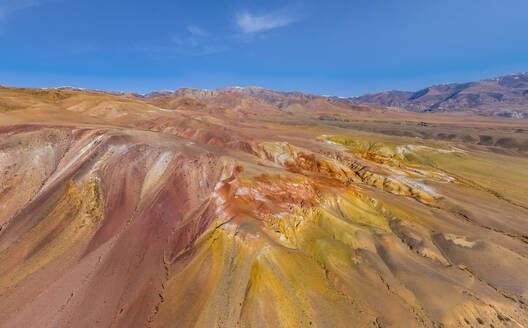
<box><xmin>1</xmin><ymin>0</ymin><xmax>527</xmax><ymax>96</ymax></box>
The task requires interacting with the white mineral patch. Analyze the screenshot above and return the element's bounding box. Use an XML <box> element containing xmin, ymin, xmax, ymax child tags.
<box><xmin>444</xmin><ymin>233</ymin><xmax>476</xmax><ymax>248</ymax></box>
<box><xmin>48</xmin><ymin>135</ymin><xmax>105</xmax><ymax>187</ymax></box>
<box><xmin>236</xmin><ymin>187</ymin><xmax>250</xmax><ymax>196</ymax></box>
<box><xmin>254</xmin><ymin>193</ymin><xmax>267</xmax><ymax>201</ymax></box>
<box><xmin>277</xmin><ymin>153</ymin><xmax>291</xmax><ymax>165</ymax></box>
<box><xmin>140</xmin><ymin>151</ymin><xmax>174</xmax><ymax>199</ymax></box>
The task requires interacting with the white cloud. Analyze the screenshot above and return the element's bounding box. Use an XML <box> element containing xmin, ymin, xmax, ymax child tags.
<box><xmin>0</xmin><ymin>0</ymin><xmax>42</xmax><ymax>21</ymax></box>
<box><xmin>136</xmin><ymin>24</ymin><xmax>228</xmax><ymax>58</ymax></box>
<box><xmin>236</xmin><ymin>9</ymin><xmax>300</xmax><ymax>33</ymax></box>
<box><xmin>187</xmin><ymin>25</ymin><xmax>208</xmax><ymax>37</ymax></box>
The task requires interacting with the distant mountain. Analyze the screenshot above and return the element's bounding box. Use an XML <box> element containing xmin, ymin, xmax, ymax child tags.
<box><xmin>55</xmin><ymin>73</ymin><xmax>528</xmax><ymax>119</ymax></box>
<box><xmin>354</xmin><ymin>72</ymin><xmax>528</xmax><ymax>118</ymax></box>
<box><xmin>50</xmin><ymin>85</ymin><xmax>382</xmax><ymax>117</ymax></box>
<box><xmin>146</xmin><ymin>86</ymin><xmax>318</xmax><ymax>103</ymax></box>
<box><xmin>144</xmin><ymin>86</ymin><xmax>378</xmax><ymax>115</ymax></box>
<box><xmin>54</xmin><ymin>86</ymin><xmax>143</xmax><ymax>98</ymax></box>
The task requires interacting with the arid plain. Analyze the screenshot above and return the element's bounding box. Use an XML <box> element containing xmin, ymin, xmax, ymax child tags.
<box><xmin>1</xmin><ymin>85</ymin><xmax>527</xmax><ymax>327</ymax></box>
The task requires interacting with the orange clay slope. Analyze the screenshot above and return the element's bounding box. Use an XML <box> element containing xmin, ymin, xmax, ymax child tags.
<box><xmin>0</xmin><ymin>86</ymin><xmax>528</xmax><ymax>328</ymax></box>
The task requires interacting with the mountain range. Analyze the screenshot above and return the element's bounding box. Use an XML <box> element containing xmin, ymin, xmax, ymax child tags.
<box><xmin>55</xmin><ymin>72</ymin><xmax>528</xmax><ymax>119</ymax></box>
<box><xmin>354</xmin><ymin>72</ymin><xmax>528</xmax><ymax>118</ymax></box>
